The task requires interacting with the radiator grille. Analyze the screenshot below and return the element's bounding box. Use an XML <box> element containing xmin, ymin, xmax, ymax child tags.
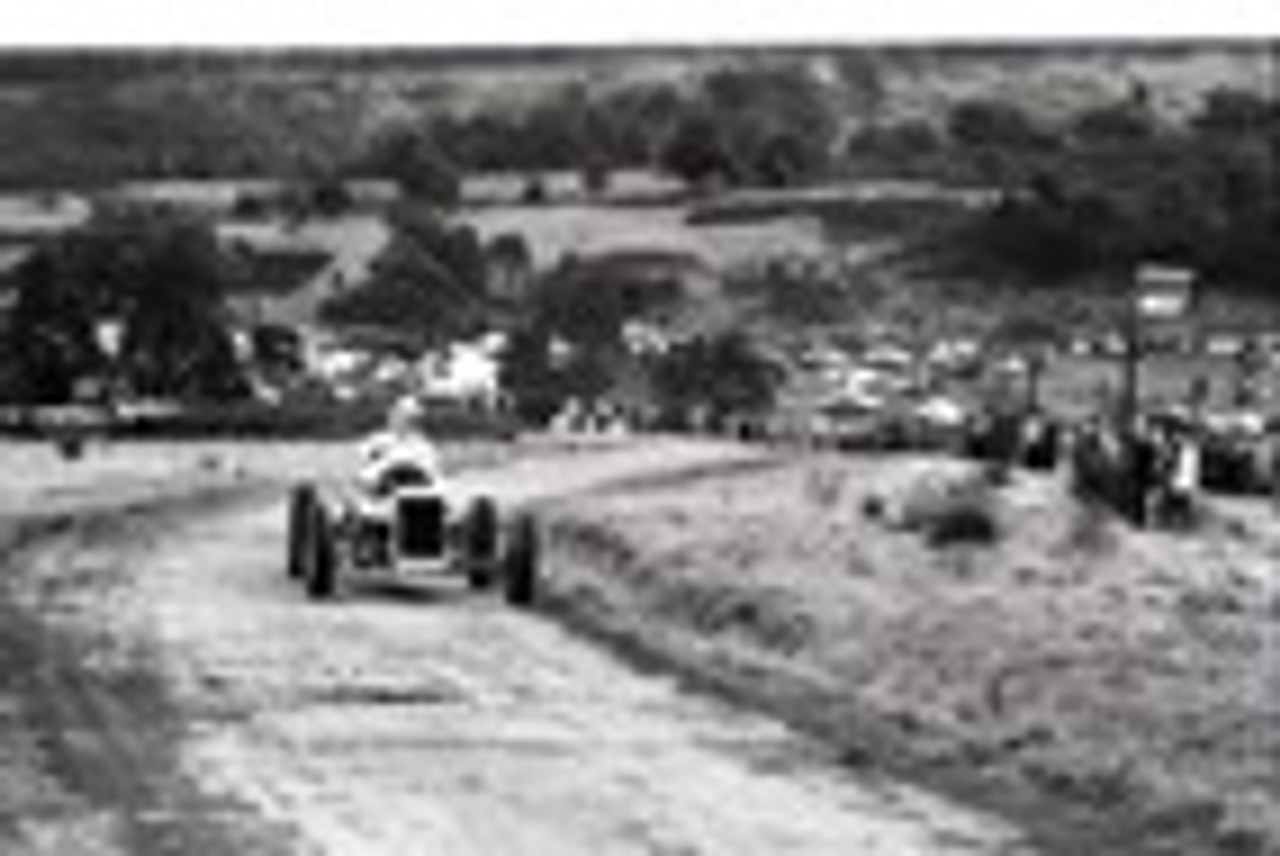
<box><xmin>396</xmin><ymin>494</ymin><xmax>446</xmax><ymax>558</ymax></box>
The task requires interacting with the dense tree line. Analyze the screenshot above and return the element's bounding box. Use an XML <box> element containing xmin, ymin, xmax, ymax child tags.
<box><xmin>962</xmin><ymin>88</ymin><xmax>1277</xmax><ymax>289</ymax></box>
<box><xmin>843</xmin><ymin>86</ymin><xmax>1279</xmax><ymax>292</ymax></box>
<box><xmin>361</xmin><ymin>63</ymin><xmax>840</xmax><ymax>193</ymax></box>
<box><xmin>1</xmin><ymin>205</ymin><xmax>248</xmax><ymax>403</ymax></box>
<box><xmin>0</xmin><ymin>78</ymin><xmax>368</xmax><ymax>188</ymax></box>
<box><xmin>0</xmin><ymin>62</ymin><xmax>845</xmax><ymax>192</ymax></box>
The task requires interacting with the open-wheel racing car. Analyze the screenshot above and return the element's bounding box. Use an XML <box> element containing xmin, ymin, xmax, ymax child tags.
<box><xmin>285</xmin><ymin>459</ymin><xmax>541</xmax><ymax>606</ymax></box>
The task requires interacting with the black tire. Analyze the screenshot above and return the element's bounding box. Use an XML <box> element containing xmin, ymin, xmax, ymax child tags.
<box><xmin>464</xmin><ymin>497</ymin><xmax>500</xmax><ymax>589</ymax></box>
<box><xmin>502</xmin><ymin>514</ymin><xmax>540</xmax><ymax>607</ymax></box>
<box><xmin>287</xmin><ymin>484</ymin><xmax>317</xmax><ymax>580</ymax></box>
<box><xmin>305</xmin><ymin>501</ymin><xmax>338</xmax><ymax>600</ymax></box>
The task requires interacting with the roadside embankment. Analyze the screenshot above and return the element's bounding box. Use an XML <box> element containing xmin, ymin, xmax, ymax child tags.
<box><xmin>540</xmin><ymin>451</ymin><xmax>1280</xmax><ymax>856</ymax></box>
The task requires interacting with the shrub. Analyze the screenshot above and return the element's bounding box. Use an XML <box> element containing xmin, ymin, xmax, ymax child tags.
<box><xmin>890</xmin><ymin>467</ymin><xmax>1002</xmax><ymax>547</ymax></box>
<box><xmin>924</xmin><ymin>496</ymin><xmax>1001</xmax><ymax>547</ymax></box>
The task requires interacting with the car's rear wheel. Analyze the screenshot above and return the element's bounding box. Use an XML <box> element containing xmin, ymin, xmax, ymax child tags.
<box><xmin>464</xmin><ymin>497</ymin><xmax>500</xmax><ymax>589</ymax></box>
<box><xmin>306</xmin><ymin>501</ymin><xmax>338</xmax><ymax>600</ymax></box>
<box><xmin>287</xmin><ymin>484</ymin><xmax>317</xmax><ymax>580</ymax></box>
<box><xmin>502</xmin><ymin>514</ymin><xmax>540</xmax><ymax>607</ymax></box>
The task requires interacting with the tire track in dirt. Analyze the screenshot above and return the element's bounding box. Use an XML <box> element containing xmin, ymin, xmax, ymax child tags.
<box><xmin>0</xmin><ymin>483</ymin><xmax>303</xmax><ymax>856</ymax></box>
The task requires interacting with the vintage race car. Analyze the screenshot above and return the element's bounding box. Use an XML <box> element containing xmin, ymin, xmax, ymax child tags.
<box><xmin>285</xmin><ymin>460</ymin><xmax>540</xmax><ymax>606</ymax></box>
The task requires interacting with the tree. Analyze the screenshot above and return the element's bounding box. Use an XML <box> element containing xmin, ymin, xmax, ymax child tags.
<box><xmin>497</xmin><ymin>326</ymin><xmax>562</xmax><ymax>424</ymax></box>
<box><xmin>319</xmin><ymin>206</ymin><xmax>490</xmax><ymax>345</ymax></box>
<box><xmin>694</xmin><ymin>64</ymin><xmax>838</xmax><ymax>188</ymax></box>
<box><xmin>948</xmin><ymin>98</ymin><xmax>1049</xmax><ymax>150</ymax></box>
<box><xmin>486</xmin><ymin>232</ymin><xmax>534</xmax><ymax>301</ymax></box>
<box><xmin>1070</xmin><ymin>101</ymin><xmax>1157</xmax><ymax>147</ymax></box>
<box><xmin>658</xmin><ymin>110</ymin><xmax>737</xmax><ymax>188</ymax></box>
<box><xmin>973</xmin><ymin>187</ymin><xmax>1112</xmax><ymax>280</ymax></box>
<box><xmin>488</xmin><ymin>232</ymin><xmax>532</xmax><ymax>269</ymax></box>
<box><xmin>305</xmin><ymin>175</ymin><xmax>355</xmax><ymax>217</ymax></box>
<box><xmin>522</xmin><ymin>174</ymin><xmax>550</xmax><ymax>204</ymax></box>
<box><xmin>7</xmin><ymin>205</ymin><xmax>247</xmax><ymax>403</ymax></box>
<box><xmin>652</xmin><ymin>332</ymin><xmax>782</xmax><ymax>427</ymax></box>
<box><xmin>529</xmin><ymin>256</ymin><xmax>683</xmax><ymax>351</ymax></box>
<box><xmin>754</xmin><ymin>130</ymin><xmax>828</xmax><ymax>188</ymax></box>
<box><xmin>363</xmin><ymin>126</ymin><xmax>461</xmax><ymax>207</ymax></box>
<box><xmin>833</xmin><ymin>51</ymin><xmax>886</xmax><ymax>123</ymax></box>
<box><xmin>496</xmin><ymin>323</ymin><xmax>621</xmax><ymax>425</ymax></box>
<box><xmin>727</xmin><ymin>261</ymin><xmax>846</xmax><ymax>324</ymax></box>
<box><xmin>847</xmin><ymin>120</ymin><xmax>942</xmax><ymax>158</ymax></box>
<box><xmin>1191</xmin><ymin>87</ymin><xmax>1276</xmax><ymax>138</ymax></box>
<box><xmin>581</xmin><ymin>155</ymin><xmax>612</xmax><ymax>197</ymax></box>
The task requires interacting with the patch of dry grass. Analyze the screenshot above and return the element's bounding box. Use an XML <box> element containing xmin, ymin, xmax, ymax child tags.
<box><xmin>543</xmin><ymin>451</ymin><xmax>1280</xmax><ymax>856</ymax></box>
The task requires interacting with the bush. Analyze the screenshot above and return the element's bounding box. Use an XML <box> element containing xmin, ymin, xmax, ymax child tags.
<box><xmin>319</xmin><ymin>207</ymin><xmax>489</xmax><ymax>342</ymax></box>
<box><xmin>924</xmin><ymin>498</ymin><xmax>1001</xmax><ymax>547</ymax></box>
<box><xmin>651</xmin><ymin>332</ymin><xmax>783</xmax><ymax>428</ymax></box>
<box><xmin>887</xmin><ymin>467</ymin><xmax>1002</xmax><ymax>547</ymax></box>
<box><xmin>522</xmin><ymin>175</ymin><xmax>549</xmax><ymax>204</ymax></box>
<box><xmin>362</xmin><ymin>126</ymin><xmax>461</xmax><ymax>207</ymax></box>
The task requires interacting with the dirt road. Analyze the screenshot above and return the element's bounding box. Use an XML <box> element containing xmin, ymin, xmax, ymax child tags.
<box><xmin>0</xmin><ymin>439</ymin><xmax>1040</xmax><ymax>855</ymax></box>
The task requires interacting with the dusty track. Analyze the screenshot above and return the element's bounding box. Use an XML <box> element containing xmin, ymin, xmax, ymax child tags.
<box><xmin>0</xmin><ymin>439</ymin><xmax>1040</xmax><ymax>855</ymax></box>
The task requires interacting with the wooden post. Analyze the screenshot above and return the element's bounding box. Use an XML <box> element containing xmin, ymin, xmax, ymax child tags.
<box><xmin>1120</xmin><ymin>282</ymin><xmax>1141</xmax><ymax>434</ymax></box>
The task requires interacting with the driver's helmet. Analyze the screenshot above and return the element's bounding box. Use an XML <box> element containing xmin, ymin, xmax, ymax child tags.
<box><xmin>387</xmin><ymin>395</ymin><xmax>424</xmax><ymax>435</ymax></box>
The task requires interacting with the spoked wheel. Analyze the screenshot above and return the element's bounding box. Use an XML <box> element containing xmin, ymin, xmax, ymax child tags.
<box><xmin>287</xmin><ymin>483</ymin><xmax>317</xmax><ymax>580</ymax></box>
<box><xmin>305</xmin><ymin>500</ymin><xmax>338</xmax><ymax>600</ymax></box>
<box><xmin>502</xmin><ymin>513</ymin><xmax>540</xmax><ymax>607</ymax></box>
<box><xmin>464</xmin><ymin>497</ymin><xmax>500</xmax><ymax>590</ymax></box>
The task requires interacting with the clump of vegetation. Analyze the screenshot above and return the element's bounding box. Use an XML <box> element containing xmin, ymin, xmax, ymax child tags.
<box><xmin>3</xmin><ymin>204</ymin><xmax>248</xmax><ymax>403</ymax></box>
<box><xmin>495</xmin><ymin>243</ymin><xmax>783</xmax><ymax>428</ymax></box>
<box><xmin>923</xmin><ymin>494</ymin><xmax>1001</xmax><ymax>547</ymax></box>
<box><xmin>650</xmin><ymin>332</ymin><xmax>784</xmax><ymax>431</ymax></box>
<box><xmin>929</xmin><ymin>87</ymin><xmax>1278</xmax><ymax>293</ymax></box>
<box><xmin>885</xmin><ymin>467</ymin><xmax>1003</xmax><ymax>548</ymax></box>
<box><xmin>229</xmin><ymin>246</ymin><xmax>332</xmax><ymax>295</ymax></box>
<box><xmin>425</xmin><ymin>63</ymin><xmax>839</xmax><ymax>191</ymax></box>
<box><xmin>496</xmin><ymin>254</ymin><xmax>687</xmax><ymax>423</ymax></box>
<box><xmin>725</xmin><ymin>262</ymin><xmax>849</xmax><ymax>325</ymax></box>
<box><xmin>360</xmin><ymin>125</ymin><xmax>462</xmax><ymax>206</ymax></box>
<box><xmin>318</xmin><ymin>203</ymin><xmax>489</xmax><ymax>344</ymax></box>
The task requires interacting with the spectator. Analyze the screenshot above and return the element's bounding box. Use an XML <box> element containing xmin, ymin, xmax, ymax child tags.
<box><xmin>1128</xmin><ymin>420</ymin><xmax>1161</xmax><ymax>527</ymax></box>
<box><xmin>1266</xmin><ymin>422</ymin><xmax>1280</xmax><ymax>511</ymax></box>
<box><xmin>1165</xmin><ymin>428</ymin><xmax>1202</xmax><ymax>528</ymax></box>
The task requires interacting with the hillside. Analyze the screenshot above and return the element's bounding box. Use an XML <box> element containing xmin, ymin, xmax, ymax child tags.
<box><xmin>544</xmin><ymin>452</ymin><xmax>1280</xmax><ymax>856</ymax></box>
<box><xmin>0</xmin><ymin>43</ymin><xmax>1268</xmax><ymax>187</ymax></box>
<box><xmin>843</xmin><ymin>42</ymin><xmax>1273</xmax><ymax>124</ymax></box>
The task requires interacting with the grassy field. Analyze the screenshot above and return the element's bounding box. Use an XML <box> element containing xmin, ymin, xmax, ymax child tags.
<box><xmin>459</xmin><ymin>202</ymin><xmax>829</xmax><ymax>272</ymax></box>
<box><xmin>541</xmin><ymin>451</ymin><xmax>1280</xmax><ymax>856</ymax></box>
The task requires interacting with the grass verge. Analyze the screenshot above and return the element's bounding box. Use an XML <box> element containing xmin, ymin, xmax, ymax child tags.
<box><xmin>539</xmin><ymin>451</ymin><xmax>1280</xmax><ymax>856</ymax></box>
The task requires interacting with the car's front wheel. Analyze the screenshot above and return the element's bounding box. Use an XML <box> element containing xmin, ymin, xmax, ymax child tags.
<box><xmin>305</xmin><ymin>501</ymin><xmax>338</xmax><ymax>600</ymax></box>
<box><xmin>287</xmin><ymin>483</ymin><xmax>317</xmax><ymax>580</ymax></box>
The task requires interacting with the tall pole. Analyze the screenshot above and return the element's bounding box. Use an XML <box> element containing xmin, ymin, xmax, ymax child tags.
<box><xmin>1120</xmin><ymin>275</ymin><xmax>1141</xmax><ymax>434</ymax></box>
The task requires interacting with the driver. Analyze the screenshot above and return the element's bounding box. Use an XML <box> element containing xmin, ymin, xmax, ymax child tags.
<box><xmin>359</xmin><ymin>395</ymin><xmax>444</xmax><ymax>495</ymax></box>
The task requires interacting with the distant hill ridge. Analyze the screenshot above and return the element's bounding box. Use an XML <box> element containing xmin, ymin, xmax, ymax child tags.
<box><xmin>0</xmin><ymin>43</ymin><xmax>1268</xmax><ymax>187</ymax></box>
